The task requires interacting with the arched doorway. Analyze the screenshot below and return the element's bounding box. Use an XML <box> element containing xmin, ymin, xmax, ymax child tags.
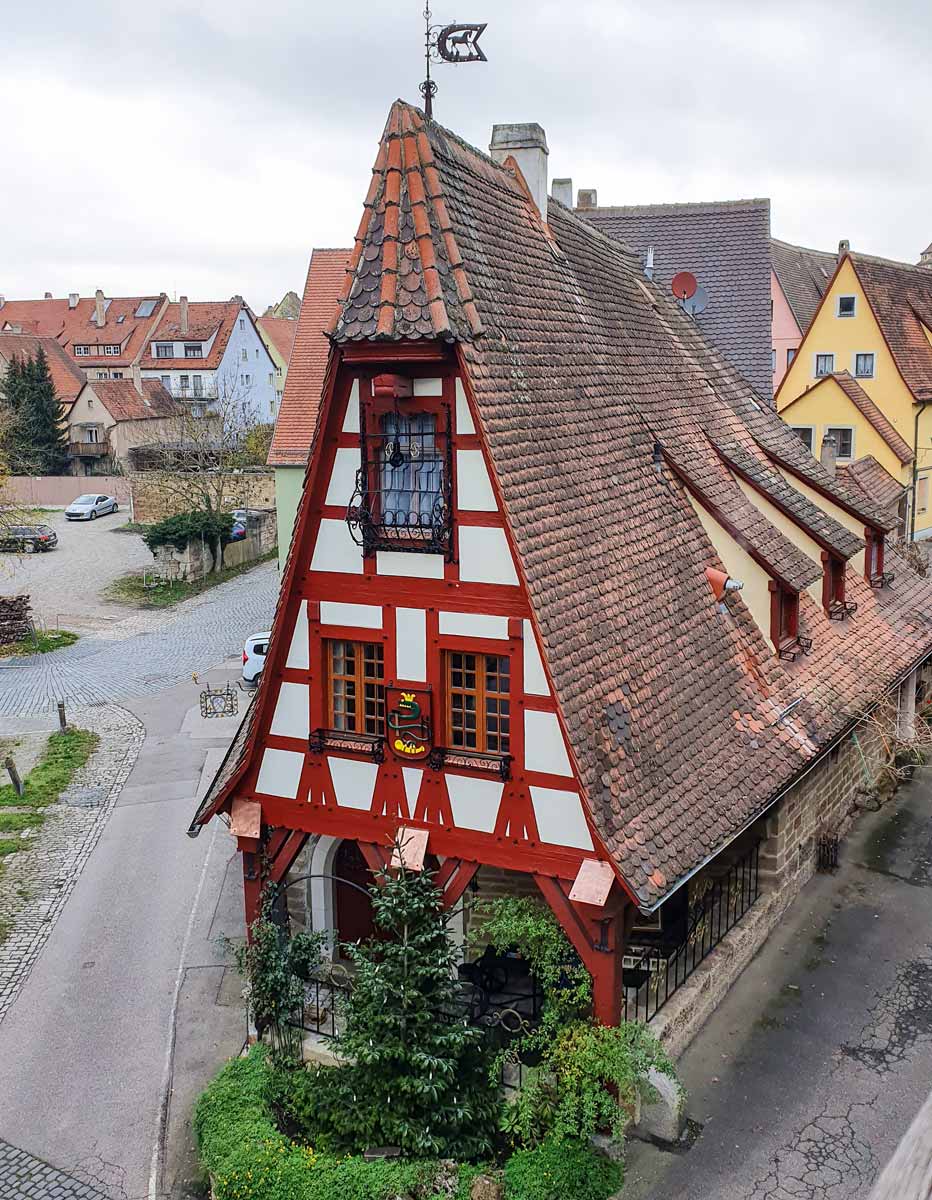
<box><xmin>334</xmin><ymin>840</ymin><xmax>377</xmax><ymax>951</ymax></box>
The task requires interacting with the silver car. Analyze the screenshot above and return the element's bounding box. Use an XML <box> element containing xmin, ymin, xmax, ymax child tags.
<box><xmin>65</xmin><ymin>493</ymin><xmax>119</xmax><ymax>520</ymax></box>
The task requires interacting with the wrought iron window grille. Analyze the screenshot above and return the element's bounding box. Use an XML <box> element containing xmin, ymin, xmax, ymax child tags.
<box><xmin>869</xmin><ymin>571</ymin><xmax>895</xmax><ymax>589</ymax></box>
<box><xmin>308</xmin><ymin>729</ymin><xmax>385</xmax><ymax>763</ymax></box>
<box><xmin>427</xmin><ymin>746</ymin><xmax>513</xmax><ymax>781</ymax></box>
<box><xmin>346</xmin><ymin>401</ymin><xmax>454</xmax><ymax>560</ymax></box>
<box><xmin>778</xmin><ymin>635</ymin><xmax>813</xmax><ymax>662</ymax></box>
<box><xmin>828</xmin><ymin>600</ymin><xmax>858</xmax><ymax>621</ymax></box>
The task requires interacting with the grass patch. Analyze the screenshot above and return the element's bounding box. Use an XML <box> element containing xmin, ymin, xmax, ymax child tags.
<box><xmin>0</xmin><ymin>839</ymin><xmax>24</xmax><ymax>857</ymax></box>
<box><xmin>0</xmin><ymin>810</ymin><xmax>44</xmax><ymax>833</ymax></box>
<box><xmin>0</xmin><ymin>630</ymin><xmax>79</xmax><ymax>658</ymax></box>
<box><xmin>0</xmin><ymin>729</ymin><xmax>99</xmax><ymax>808</ymax></box>
<box><xmin>112</xmin><ymin>521</ymin><xmax>150</xmax><ymax>536</ymax></box>
<box><xmin>105</xmin><ymin>548</ymin><xmax>277</xmax><ymax>609</ymax></box>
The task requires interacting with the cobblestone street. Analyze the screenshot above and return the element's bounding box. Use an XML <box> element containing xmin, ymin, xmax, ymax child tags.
<box><xmin>0</xmin><ymin>559</ymin><xmax>277</xmax><ymax>716</ymax></box>
<box><xmin>0</xmin><ymin>1141</ymin><xmax>107</xmax><ymax>1199</ymax></box>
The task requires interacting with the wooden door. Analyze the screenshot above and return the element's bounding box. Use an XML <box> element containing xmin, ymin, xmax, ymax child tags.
<box><xmin>335</xmin><ymin>840</ymin><xmax>376</xmax><ymax>950</ymax></box>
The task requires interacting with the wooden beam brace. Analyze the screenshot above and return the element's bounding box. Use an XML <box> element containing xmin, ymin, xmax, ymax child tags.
<box><xmin>358</xmin><ymin>840</ymin><xmax>390</xmax><ymax>880</ymax></box>
<box><xmin>267</xmin><ymin>830</ymin><xmax>309</xmax><ymax>885</ymax></box>
<box><xmin>533</xmin><ymin>873</ymin><xmax>597</xmax><ymax>969</ymax></box>
<box><xmin>440</xmin><ymin>860</ymin><xmax>479</xmax><ymax>910</ymax></box>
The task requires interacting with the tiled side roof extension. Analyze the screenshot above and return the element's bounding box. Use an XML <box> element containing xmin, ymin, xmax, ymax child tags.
<box><xmin>831</xmin><ymin>372</ymin><xmax>914</xmax><ymax>464</ymax></box>
<box><xmin>0</xmin><ymin>332</ymin><xmax>86</xmax><ymax>403</ymax></box>
<box><xmin>840</xmin><ymin>456</ymin><xmax>906</xmax><ymax>513</ymax></box>
<box><xmin>85</xmin><ymin>379</ymin><xmax>180</xmax><ymax>421</ymax></box>
<box><xmin>268</xmin><ymin>249</ymin><xmax>350</xmax><ymax>467</ymax></box>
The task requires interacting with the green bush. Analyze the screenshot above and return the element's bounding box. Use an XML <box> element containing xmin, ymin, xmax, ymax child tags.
<box><xmin>143</xmin><ymin>509</ymin><xmax>234</xmax><ymax>555</ymax></box>
<box><xmin>195</xmin><ymin>1047</ymin><xmax>489</xmax><ymax>1200</ymax></box>
<box><xmin>503</xmin><ymin>1139</ymin><xmax>622</xmax><ymax>1200</ymax></box>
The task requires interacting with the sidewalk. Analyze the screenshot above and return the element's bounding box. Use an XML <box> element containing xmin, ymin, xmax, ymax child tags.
<box><xmin>626</xmin><ymin>765</ymin><xmax>932</xmax><ymax>1200</ymax></box>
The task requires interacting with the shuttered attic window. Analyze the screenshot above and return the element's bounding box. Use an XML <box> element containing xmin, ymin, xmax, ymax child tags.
<box><xmin>769</xmin><ymin>581</ymin><xmax>812</xmax><ymax>661</ymax></box>
<box><xmin>865</xmin><ymin>528</ymin><xmax>892</xmax><ymax>588</ymax></box>
<box><xmin>822</xmin><ymin>552</ymin><xmax>857</xmax><ymax>620</ymax></box>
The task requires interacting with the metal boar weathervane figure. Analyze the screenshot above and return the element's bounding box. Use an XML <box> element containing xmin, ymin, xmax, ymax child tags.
<box><xmin>420</xmin><ymin>2</ymin><xmax>487</xmax><ymax>119</ymax></box>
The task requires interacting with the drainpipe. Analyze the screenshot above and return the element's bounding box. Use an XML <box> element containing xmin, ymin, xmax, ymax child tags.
<box><xmin>910</xmin><ymin>401</ymin><xmax>928</xmax><ymax>543</ymax></box>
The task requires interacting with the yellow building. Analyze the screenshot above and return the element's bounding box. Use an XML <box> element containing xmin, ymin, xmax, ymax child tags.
<box><xmin>776</xmin><ymin>251</ymin><xmax>932</xmax><ymax>539</ymax></box>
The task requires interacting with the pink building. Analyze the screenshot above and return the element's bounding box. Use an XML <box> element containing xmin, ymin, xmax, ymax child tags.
<box><xmin>770</xmin><ymin>239</ymin><xmax>835</xmax><ymax>390</ymax></box>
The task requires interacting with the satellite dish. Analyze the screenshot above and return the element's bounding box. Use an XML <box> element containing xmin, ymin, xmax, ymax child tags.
<box><xmin>671</xmin><ymin>271</ymin><xmax>698</xmax><ymax>301</ymax></box>
<box><xmin>681</xmin><ymin>285</ymin><xmax>710</xmax><ymax>316</ymax></box>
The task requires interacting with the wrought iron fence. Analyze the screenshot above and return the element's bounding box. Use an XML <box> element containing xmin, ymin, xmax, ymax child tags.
<box><xmin>622</xmin><ymin>840</ymin><xmax>762</xmax><ymax>1024</ymax></box>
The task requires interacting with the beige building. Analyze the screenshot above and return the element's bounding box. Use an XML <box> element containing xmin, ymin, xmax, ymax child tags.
<box><xmin>67</xmin><ymin>370</ymin><xmax>182</xmax><ymax>476</ymax></box>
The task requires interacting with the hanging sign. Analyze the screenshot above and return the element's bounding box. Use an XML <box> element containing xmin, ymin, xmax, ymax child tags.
<box><xmin>436</xmin><ymin>23</ymin><xmax>488</xmax><ymax>63</ymax></box>
<box><xmin>386</xmin><ymin>687</ymin><xmax>433</xmax><ymax>760</ymax></box>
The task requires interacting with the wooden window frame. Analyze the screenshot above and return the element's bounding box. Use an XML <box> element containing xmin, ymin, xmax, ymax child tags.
<box><xmin>443</xmin><ymin>649</ymin><xmax>512</xmax><ymax>755</ymax></box>
<box><xmin>821</xmin><ymin>551</ymin><xmax>846</xmax><ymax>612</ymax></box>
<box><xmin>768</xmin><ymin>581</ymin><xmax>799</xmax><ymax>651</ymax></box>
<box><xmin>823</xmin><ymin>425</ymin><xmax>854</xmax><ymax>461</ymax></box>
<box><xmin>324</xmin><ymin>638</ymin><xmax>386</xmax><ymax>736</ymax></box>
<box><xmin>864</xmin><ymin>528</ymin><xmax>886</xmax><ymax>582</ymax></box>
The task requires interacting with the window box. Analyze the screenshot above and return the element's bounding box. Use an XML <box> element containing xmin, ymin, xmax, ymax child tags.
<box><xmin>426</xmin><ymin>746</ymin><xmax>512</xmax><ymax>781</ymax></box>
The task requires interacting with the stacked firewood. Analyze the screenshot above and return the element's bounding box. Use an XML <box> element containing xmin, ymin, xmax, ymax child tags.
<box><xmin>0</xmin><ymin>595</ymin><xmax>33</xmax><ymax>644</ymax></box>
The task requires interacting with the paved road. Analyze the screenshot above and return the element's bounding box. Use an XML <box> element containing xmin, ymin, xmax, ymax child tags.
<box><xmin>2</xmin><ymin>509</ymin><xmax>151</xmax><ymax>633</ymax></box>
<box><xmin>0</xmin><ymin>560</ymin><xmax>277</xmax><ymax>715</ymax></box>
<box><xmin>626</xmin><ymin>767</ymin><xmax>932</xmax><ymax>1200</ymax></box>
<box><xmin>0</xmin><ymin>676</ymin><xmax>247</xmax><ymax>1200</ymax></box>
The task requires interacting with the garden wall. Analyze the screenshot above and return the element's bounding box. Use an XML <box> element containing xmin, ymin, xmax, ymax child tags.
<box><xmin>4</xmin><ymin>475</ymin><xmax>130</xmax><ymax>507</ymax></box>
<box><xmin>150</xmin><ymin>510</ymin><xmax>277</xmax><ymax>581</ymax></box>
<box><xmin>130</xmin><ymin>471</ymin><xmax>276</xmax><ymax>524</ymax></box>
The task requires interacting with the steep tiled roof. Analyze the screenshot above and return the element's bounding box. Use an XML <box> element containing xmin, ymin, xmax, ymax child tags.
<box><xmin>330</xmin><ymin>106</ymin><xmax>482</xmax><ymax>342</ymax></box>
<box><xmin>578</xmin><ymin>199</ymin><xmax>773</xmax><ymax>400</ymax></box>
<box><xmin>0</xmin><ymin>295</ymin><xmax>166</xmax><ymax>367</ymax></box>
<box><xmin>0</xmin><ymin>331</ymin><xmax>86</xmax><ymax>403</ymax></box>
<box><xmin>84</xmin><ymin>378</ymin><xmax>180</xmax><ymax>421</ymax></box>
<box><xmin>257</xmin><ymin>316</ymin><xmax>297</xmax><ymax>364</ymax></box>
<box><xmin>142</xmin><ymin>301</ymin><xmax>247</xmax><ymax>370</ymax></box>
<box><xmin>771</xmin><ymin>238</ymin><xmax>835</xmax><ymax>333</ymax></box>
<box><xmin>832</xmin><ymin>372</ymin><xmax>914</xmax><ymax>464</ymax></box>
<box><xmin>848</xmin><ymin>253</ymin><xmax>932</xmax><ymax>400</ymax></box>
<box><xmin>268</xmin><ymin>249</ymin><xmax>350</xmax><ymax>468</ymax></box>
<box><xmin>840</xmin><ymin>456</ymin><xmax>907</xmax><ymax>514</ymax></box>
<box><xmin>208</xmin><ymin>101</ymin><xmax>932</xmax><ymax>908</ymax></box>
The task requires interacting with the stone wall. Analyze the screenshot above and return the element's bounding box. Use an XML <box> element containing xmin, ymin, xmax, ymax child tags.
<box><xmin>130</xmin><ymin>470</ymin><xmax>276</xmax><ymax>524</ymax></box>
<box><xmin>149</xmin><ymin>510</ymin><xmax>276</xmax><ymax>581</ymax></box>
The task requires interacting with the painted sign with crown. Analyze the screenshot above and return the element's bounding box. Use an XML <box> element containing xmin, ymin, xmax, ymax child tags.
<box><xmin>386</xmin><ymin>687</ymin><xmax>433</xmax><ymax>760</ymax></box>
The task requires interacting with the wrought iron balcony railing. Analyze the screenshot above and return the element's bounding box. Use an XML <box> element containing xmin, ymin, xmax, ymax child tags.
<box><xmin>346</xmin><ymin>406</ymin><xmax>454</xmax><ymax>559</ymax></box>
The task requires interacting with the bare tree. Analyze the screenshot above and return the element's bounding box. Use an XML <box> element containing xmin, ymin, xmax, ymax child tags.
<box><xmin>129</xmin><ymin>370</ymin><xmax>271</xmax><ymax>572</ymax></box>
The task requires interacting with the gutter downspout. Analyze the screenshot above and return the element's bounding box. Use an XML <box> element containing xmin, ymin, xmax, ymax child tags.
<box><xmin>910</xmin><ymin>401</ymin><xmax>928</xmax><ymax>543</ymax></box>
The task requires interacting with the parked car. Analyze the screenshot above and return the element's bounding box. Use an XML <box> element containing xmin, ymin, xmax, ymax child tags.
<box><xmin>65</xmin><ymin>493</ymin><xmax>119</xmax><ymax>520</ymax></box>
<box><xmin>243</xmin><ymin>632</ymin><xmax>271</xmax><ymax>685</ymax></box>
<box><xmin>229</xmin><ymin>521</ymin><xmax>247</xmax><ymax>542</ymax></box>
<box><xmin>0</xmin><ymin>524</ymin><xmax>58</xmax><ymax>553</ymax></box>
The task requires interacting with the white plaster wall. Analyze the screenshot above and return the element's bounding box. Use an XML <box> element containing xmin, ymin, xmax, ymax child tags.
<box><xmin>523</xmin><ymin>620</ymin><xmax>549</xmax><ymax>695</ymax></box>
<box><xmin>734</xmin><ymin>476</ymin><xmax>825</xmax><ymax>604</ymax></box>
<box><xmin>456</xmin><ymin>450</ymin><xmax>497</xmax><ymax>511</ymax></box>
<box><xmin>524</xmin><ymin>710</ymin><xmax>572</xmax><ymax>776</ymax></box>
<box><xmin>325</xmin><ymin>448</ymin><xmax>361</xmax><ymax>506</ymax></box>
<box><xmin>455</xmin><ymin>379</ymin><xmax>475</xmax><ymax>434</ymax></box>
<box><xmin>269</xmin><ymin>682</ymin><xmax>310</xmax><ymax>740</ymax></box>
<box><xmin>256</xmin><ymin>748</ymin><xmax>304</xmax><ymax>798</ymax></box>
<box><xmin>312</xmin><ymin>519</ymin><xmax>364</xmax><ymax>574</ymax></box>
<box><xmin>320</xmin><ymin>601</ymin><xmax>382</xmax><ymax>629</ymax></box>
<box><xmin>438</xmin><ymin>612</ymin><xmax>508</xmax><ymax>639</ymax></box>
<box><xmin>342</xmin><ymin>380</ymin><xmax>360</xmax><ymax>432</ymax></box>
<box><xmin>446</xmin><ymin>774</ymin><xmax>503</xmax><ymax>833</ymax></box>
<box><xmin>458</xmin><ymin>526</ymin><xmax>518</xmax><ymax>585</ymax></box>
<box><xmin>328</xmin><ymin>756</ymin><xmax>379</xmax><ymax>811</ymax></box>
<box><xmin>377</xmin><ymin>551</ymin><xmax>444</xmax><ymax>578</ymax></box>
<box><xmin>530</xmin><ymin>786</ymin><xmax>593</xmax><ymax>850</ymax></box>
<box><xmin>396</xmin><ymin>608</ymin><xmax>427</xmax><ymax>680</ymax></box>
<box><xmin>286</xmin><ymin>599</ymin><xmax>310</xmax><ymax>669</ymax></box>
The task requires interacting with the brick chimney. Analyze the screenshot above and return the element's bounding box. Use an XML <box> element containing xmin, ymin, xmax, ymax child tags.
<box><xmin>821</xmin><ymin>433</ymin><xmax>837</xmax><ymax>479</ymax></box>
<box><xmin>68</xmin><ymin>293</ymin><xmax>79</xmax><ymax>309</ymax></box>
<box><xmin>490</xmin><ymin>123</ymin><xmax>549</xmax><ymax>221</ymax></box>
<box><xmin>837</xmin><ymin>239</ymin><xmax>850</xmax><ymax>262</ymax></box>
<box><xmin>577</xmin><ymin>188</ymin><xmax>598</xmax><ymax>209</ymax></box>
<box><xmin>94</xmin><ymin>288</ymin><xmax>106</xmax><ymax>327</ymax></box>
<box><xmin>131</xmin><ymin>362</ymin><xmax>144</xmax><ymax>396</ymax></box>
<box><xmin>179</xmin><ymin>295</ymin><xmax>189</xmax><ymax>335</ymax></box>
<box><xmin>551</xmin><ymin>178</ymin><xmax>573</xmax><ymax>208</ymax></box>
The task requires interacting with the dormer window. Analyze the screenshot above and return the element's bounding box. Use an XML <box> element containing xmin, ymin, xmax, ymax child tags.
<box><xmin>184</xmin><ymin>344</ymin><xmax>203</xmax><ymax>358</ymax></box>
<box><xmin>347</xmin><ymin>374</ymin><xmax>453</xmax><ymax>559</ymax></box>
<box><xmin>769</xmin><ymin>581</ymin><xmax>812</xmax><ymax>660</ymax></box>
<box><xmin>74</xmin><ymin>345</ymin><xmax>89</xmax><ymax>356</ymax></box>
<box><xmin>865</xmin><ymin>528</ymin><xmax>892</xmax><ymax>588</ymax></box>
<box><xmin>104</xmin><ymin>344</ymin><xmax>120</xmax><ymax>356</ymax></box>
<box><xmin>822</xmin><ymin>552</ymin><xmax>857</xmax><ymax>620</ymax></box>
<box><xmin>155</xmin><ymin>343</ymin><xmax>173</xmax><ymax>359</ymax></box>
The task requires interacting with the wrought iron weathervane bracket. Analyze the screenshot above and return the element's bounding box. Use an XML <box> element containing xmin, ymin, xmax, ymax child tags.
<box><xmin>420</xmin><ymin>3</ymin><xmax>488</xmax><ymax>119</ymax></box>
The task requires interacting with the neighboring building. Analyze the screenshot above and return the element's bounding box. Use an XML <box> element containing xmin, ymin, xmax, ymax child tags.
<box><xmin>190</xmin><ymin>104</ymin><xmax>932</xmax><ymax>1042</ymax></box>
<box><xmin>571</xmin><ymin>189</ymin><xmax>773</xmax><ymax>400</ymax></box>
<box><xmin>0</xmin><ymin>291</ymin><xmax>168</xmax><ymax>381</ymax></box>
<box><xmin>776</xmin><ymin>249</ymin><xmax>932</xmax><ymax>541</ymax></box>
<box><xmin>0</xmin><ymin>330</ymin><xmax>86</xmax><ymax>413</ymax></box>
<box><xmin>140</xmin><ymin>297</ymin><xmax>277</xmax><ymax>424</ymax></box>
<box><xmin>264</xmin><ymin>291</ymin><xmax>302</xmax><ymax>320</ymax></box>
<box><xmin>267</xmin><ymin>249</ymin><xmax>351</xmax><ymax>566</ymax></box>
<box><xmin>770</xmin><ymin>238</ymin><xmax>835</xmax><ymax>390</ymax></box>
<box><xmin>67</xmin><ymin>370</ymin><xmax>182</xmax><ymax>475</ymax></box>
<box><xmin>257</xmin><ymin>316</ymin><xmax>298</xmax><ymax>422</ymax></box>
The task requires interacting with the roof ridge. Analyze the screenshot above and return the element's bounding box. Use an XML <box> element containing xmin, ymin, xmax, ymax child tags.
<box><xmin>850</xmin><ymin>249</ymin><xmax>932</xmax><ymax>274</ymax></box>
<box><xmin>770</xmin><ymin>236</ymin><xmax>834</xmax><ymax>258</ymax></box>
<box><xmin>584</xmin><ymin>198</ymin><xmax>770</xmax><ymax>215</ymax></box>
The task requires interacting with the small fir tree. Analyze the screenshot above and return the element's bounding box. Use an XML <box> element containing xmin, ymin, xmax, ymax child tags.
<box><xmin>0</xmin><ymin>354</ymin><xmax>28</xmax><ymax>471</ymax></box>
<box><xmin>314</xmin><ymin>864</ymin><xmax>500</xmax><ymax>1159</ymax></box>
<box><xmin>20</xmin><ymin>347</ymin><xmax>69</xmax><ymax>474</ymax></box>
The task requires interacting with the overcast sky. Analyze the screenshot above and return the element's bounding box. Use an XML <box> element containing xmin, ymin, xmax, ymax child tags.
<box><xmin>2</xmin><ymin>0</ymin><xmax>930</xmax><ymax>312</ymax></box>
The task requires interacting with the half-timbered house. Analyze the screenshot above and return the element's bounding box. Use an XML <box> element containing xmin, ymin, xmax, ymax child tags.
<box><xmin>190</xmin><ymin>102</ymin><xmax>932</xmax><ymax>1037</ymax></box>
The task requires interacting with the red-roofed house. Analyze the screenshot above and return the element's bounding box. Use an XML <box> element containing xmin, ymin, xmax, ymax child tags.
<box><xmin>67</xmin><ymin>370</ymin><xmax>183</xmax><ymax>475</ymax></box>
<box><xmin>0</xmin><ymin>331</ymin><xmax>86</xmax><ymax>412</ymax></box>
<box><xmin>188</xmin><ymin>105</ymin><xmax>932</xmax><ymax>1043</ymax></box>
<box><xmin>267</xmin><ymin>250</ymin><xmax>351</xmax><ymax>564</ymax></box>
<box><xmin>140</xmin><ymin>297</ymin><xmax>277</xmax><ymax>423</ymax></box>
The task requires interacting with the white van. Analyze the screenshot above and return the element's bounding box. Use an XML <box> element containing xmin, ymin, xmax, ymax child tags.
<box><xmin>242</xmin><ymin>631</ymin><xmax>271</xmax><ymax>685</ymax></box>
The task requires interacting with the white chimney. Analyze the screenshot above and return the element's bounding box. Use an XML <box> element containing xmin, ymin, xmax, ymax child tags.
<box><xmin>68</xmin><ymin>292</ymin><xmax>79</xmax><ymax>309</ymax></box>
<box><xmin>551</xmin><ymin>178</ymin><xmax>573</xmax><ymax>208</ymax></box>
<box><xmin>131</xmin><ymin>362</ymin><xmax>144</xmax><ymax>396</ymax></box>
<box><xmin>837</xmin><ymin>239</ymin><xmax>850</xmax><ymax>262</ymax></box>
<box><xmin>576</xmin><ymin>188</ymin><xmax>598</xmax><ymax>209</ymax></box>
<box><xmin>489</xmin><ymin>123</ymin><xmax>549</xmax><ymax>221</ymax></box>
<box><xmin>821</xmin><ymin>433</ymin><xmax>837</xmax><ymax>479</ymax></box>
<box><xmin>179</xmin><ymin>294</ymin><xmax>189</xmax><ymax>335</ymax></box>
<box><xmin>94</xmin><ymin>288</ymin><xmax>106</xmax><ymax>327</ymax></box>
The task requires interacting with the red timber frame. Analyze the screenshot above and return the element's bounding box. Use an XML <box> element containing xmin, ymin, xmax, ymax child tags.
<box><xmin>223</xmin><ymin>339</ymin><xmax>637</xmax><ymax>1026</ymax></box>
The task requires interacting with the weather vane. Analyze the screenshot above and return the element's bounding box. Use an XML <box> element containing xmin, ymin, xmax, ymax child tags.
<box><xmin>420</xmin><ymin>2</ymin><xmax>487</xmax><ymax>119</ymax></box>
